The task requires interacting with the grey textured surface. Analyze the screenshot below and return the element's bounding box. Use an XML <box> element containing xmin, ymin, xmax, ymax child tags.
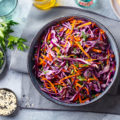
<box><xmin>19</xmin><ymin>6</ymin><xmax>120</xmax><ymax>114</ymax></box>
<box><xmin>1</xmin><ymin>0</ymin><xmax>120</xmax><ymax>120</ymax></box>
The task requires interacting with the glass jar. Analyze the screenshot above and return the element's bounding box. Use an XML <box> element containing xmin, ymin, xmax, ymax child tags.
<box><xmin>33</xmin><ymin>0</ymin><xmax>56</xmax><ymax>10</ymax></box>
<box><xmin>0</xmin><ymin>0</ymin><xmax>18</xmax><ymax>17</ymax></box>
<box><xmin>75</xmin><ymin>0</ymin><xmax>95</xmax><ymax>8</ymax></box>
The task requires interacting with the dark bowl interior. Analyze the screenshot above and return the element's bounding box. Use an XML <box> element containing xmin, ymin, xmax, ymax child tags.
<box><xmin>28</xmin><ymin>16</ymin><xmax>119</xmax><ymax>107</ymax></box>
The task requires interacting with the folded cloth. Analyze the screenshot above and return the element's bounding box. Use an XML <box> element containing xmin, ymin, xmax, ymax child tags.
<box><xmin>10</xmin><ymin>50</ymin><xmax>28</xmax><ymax>73</ymax></box>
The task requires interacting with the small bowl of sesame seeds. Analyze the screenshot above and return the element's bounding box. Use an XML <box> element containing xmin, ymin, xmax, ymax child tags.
<box><xmin>0</xmin><ymin>88</ymin><xmax>18</xmax><ymax>116</ymax></box>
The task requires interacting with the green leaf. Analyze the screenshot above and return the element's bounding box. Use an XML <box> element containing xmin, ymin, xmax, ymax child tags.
<box><xmin>81</xmin><ymin>64</ymin><xmax>89</xmax><ymax>67</ymax></box>
<box><xmin>7</xmin><ymin>35</ymin><xmax>28</xmax><ymax>51</ymax></box>
<box><xmin>43</xmin><ymin>70</ymin><xmax>49</xmax><ymax>74</ymax></box>
<box><xmin>76</xmin><ymin>63</ymin><xmax>79</xmax><ymax>68</ymax></box>
<box><xmin>77</xmin><ymin>76</ymin><xmax>86</xmax><ymax>81</ymax></box>
<box><xmin>81</xmin><ymin>31</ymin><xmax>88</xmax><ymax>41</ymax></box>
<box><xmin>0</xmin><ymin>30</ymin><xmax>4</xmax><ymax>38</ymax></box>
<box><xmin>73</xmin><ymin>48</ymin><xmax>77</xmax><ymax>52</ymax></box>
<box><xmin>71</xmin><ymin>69</ymin><xmax>74</xmax><ymax>74</ymax></box>
<box><xmin>0</xmin><ymin>19</ymin><xmax>28</xmax><ymax>52</ymax></box>
<box><xmin>7</xmin><ymin>20</ymin><xmax>18</xmax><ymax>25</ymax></box>
<box><xmin>66</xmin><ymin>61</ymin><xmax>69</xmax><ymax>67</ymax></box>
<box><xmin>57</xmin><ymin>85</ymin><xmax>63</xmax><ymax>90</ymax></box>
<box><xmin>0</xmin><ymin>50</ymin><xmax>4</xmax><ymax>68</ymax></box>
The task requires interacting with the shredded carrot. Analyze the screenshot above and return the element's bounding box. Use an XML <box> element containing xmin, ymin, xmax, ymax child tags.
<box><xmin>64</xmin><ymin>41</ymin><xmax>68</xmax><ymax>48</ymax></box>
<box><xmin>70</xmin><ymin>20</ymin><xmax>76</xmax><ymax>34</ymax></box>
<box><xmin>54</xmin><ymin>47</ymin><xmax>60</xmax><ymax>54</ymax></box>
<box><xmin>100</xmin><ymin>29</ymin><xmax>105</xmax><ymax>34</ymax></box>
<box><xmin>93</xmin><ymin>74</ymin><xmax>98</xmax><ymax>81</ymax></box>
<box><xmin>79</xmin><ymin>95</ymin><xmax>82</xmax><ymax>103</ymax></box>
<box><xmin>39</xmin><ymin>58</ymin><xmax>46</xmax><ymax>66</ymax></box>
<box><xmin>78</xmin><ymin>22</ymin><xmax>91</xmax><ymax>28</ymax></box>
<box><xmin>62</xmin><ymin>69</ymin><xmax>67</xmax><ymax>72</ymax></box>
<box><xmin>76</xmin><ymin>83</ymin><xmax>82</xmax><ymax>88</ymax></box>
<box><xmin>111</xmin><ymin>54</ymin><xmax>115</xmax><ymax>58</ymax></box>
<box><xmin>66</xmin><ymin>29</ymin><xmax>71</xmax><ymax>34</ymax></box>
<box><xmin>92</xmin><ymin>48</ymin><xmax>102</xmax><ymax>53</ymax></box>
<box><xmin>71</xmin><ymin>77</ymin><xmax>74</xmax><ymax>83</ymax></box>
<box><xmin>59</xmin><ymin>73</ymin><xmax>80</xmax><ymax>83</ymax></box>
<box><xmin>60</xmin><ymin>27</ymin><xmax>64</xmax><ymax>32</ymax></box>
<box><xmin>88</xmin><ymin>78</ymin><xmax>96</xmax><ymax>81</ymax></box>
<box><xmin>71</xmin><ymin>64</ymin><xmax>79</xmax><ymax>72</ymax></box>
<box><xmin>69</xmin><ymin>36</ymin><xmax>73</xmax><ymax>45</ymax></box>
<box><xmin>41</xmin><ymin>53</ymin><xmax>53</xmax><ymax>62</ymax></box>
<box><xmin>86</xmin><ymin>59</ymin><xmax>96</xmax><ymax>62</ymax></box>
<box><xmin>48</xmin><ymin>53</ymin><xmax>53</xmax><ymax>62</ymax></box>
<box><xmin>69</xmin><ymin>54</ymin><xmax>74</xmax><ymax>57</ymax></box>
<box><xmin>66</xmin><ymin>17</ymin><xmax>74</xmax><ymax>22</ymax></box>
<box><xmin>81</xmin><ymin>98</ymin><xmax>89</xmax><ymax>103</ymax></box>
<box><xmin>42</xmin><ymin>77</ymin><xmax>57</xmax><ymax>93</ymax></box>
<box><xmin>76</xmin><ymin>20</ymin><xmax>83</xmax><ymax>24</ymax></box>
<box><xmin>87</xmin><ymin>37</ymin><xmax>96</xmax><ymax>41</ymax></box>
<box><xmin>100</xmin><ymin>34</ymin><xmax>103</xmax><ymax>41</ymax></box>
<box><xmin>47</xmin><ymin>32</ymin><xmax>51</xmax><ymax>41</ymax></box>
<box><xmin>92</xmin><ymin>23</ymin><xmax>96</xmax><ymax>28</ymax></box>
<box><xmin>73</xmin><ymin>94</ymin><xmax>79</xmax><ymax>102</ymax></box>
<box><xmin>75</xmin><ymin>41</ymin><xmax>91</xmax><ymax>58</ymax></box>
<box><xmin>79</xmin><ymin>64</ymin><xmax>89</xmax><ymax>68</ymax></box>
<box><xmin>74</xmin><ymin>36</ymin><xmax>81</xmax><ymax>42</ymax></box>
<box><xmin>85</xmin><ymin>44</ymin><xmax>102</xmax><ymax>53</ymax></box>
<box><xmin>95</xmin><ymin>93</ymin><xmax>100</xmax><ymax>97</ymax></box>
<box><xmin>83</xmin><ymin>87</ymin><xmax>89</xmax><ymax>95</ymax></box>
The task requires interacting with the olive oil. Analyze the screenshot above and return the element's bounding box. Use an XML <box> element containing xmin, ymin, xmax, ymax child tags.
<box><xmin>33</xmin><ymin>0</ymin><xmax>56</xmax><ymax>10</ymax></box>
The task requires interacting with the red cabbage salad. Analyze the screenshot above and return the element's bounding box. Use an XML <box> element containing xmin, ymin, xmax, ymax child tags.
<box><xmin>33</xmin><ymin>17</ymin><xmax>116</xmax><ymax>104</ymax></box>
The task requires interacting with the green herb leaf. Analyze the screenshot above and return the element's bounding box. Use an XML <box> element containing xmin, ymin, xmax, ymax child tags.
<box><xmin>76</xmin><ymin>63</ymin><xmax>79</xmax><ymax>68</ymax></box>
<box><xmin>73</xmin><ymin>48</ymin><xmax>77</xmax><ymax>52</ymax></box>
<box><xmin>81</xmin><ymin>31</ymin><xmax>88</xmax><ymax>41</ymax></box>
<box><xmin>43</xmin><ymin>70</ymin><xmax>49</xmax><ymax>74</ymax></box>
<box><xmin>0</xmin><ymin>19</ymin><xmax>28</xmax><ymax>51</ymax></box>
<box><xmin>7</xmin><ymin>36</ymin><xmax>28</xmax><ymax>51</ymax></box>
<box><xmin>71</xmin><ymin>69</ymin><xmax>74</xmax><ymax>74</ymax></box>
<box><xmin>81</xmin><ymin>64</ymin><xmax>89</xmax><ymax>67</ymax></box>
<box><xmin>77</xmin><ymin>76</ymin><xmax>86</xmax><ymax>81</ymax></box>
<box><xmin>0</xmin><ymin>50</ymin><xmax>4</xmax><ymax>68</ymax></box>
<box><xmin>66</xmin><ymin>61</ymin><xmax>69</xmax><ymax>67</ymax></box>
<box><xmin>57</xmin><ymin>85</ymin><xmax>63</xmax><ymax>90</ymax></box>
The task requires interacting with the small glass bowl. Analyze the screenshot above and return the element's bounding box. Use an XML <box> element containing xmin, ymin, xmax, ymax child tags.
<box><xmin>0</xmin><ymin>0</ymin><xmax>18</xmax><ymax>17</ymax></box>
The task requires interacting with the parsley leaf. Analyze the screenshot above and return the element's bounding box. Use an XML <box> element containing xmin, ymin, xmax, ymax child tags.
<box><xmin>0</xmin><ymin>19</ymin><xmax>28</xmax><ymax>51</ymax></box>
<box><xmin>77</xmin><ymin>76</ymin><xmax>86</xmax><ymax>81</ymax></box>
<box><xmin>81</xmin><ymin>31</ymin><xmax>88</xmax><ymax>41</ymax></box>
<box><xmin>7</xmin><ymin>36</ymin><xmax>28</xmax><ymax>51</ymax></box>
<box><xmin>0</xmin><ymin>50</ymin><xmax>4</xmax><ymax>68</ymax></box>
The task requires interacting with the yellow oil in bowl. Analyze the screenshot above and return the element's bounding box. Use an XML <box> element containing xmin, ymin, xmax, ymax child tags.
<box><xmin>33</xmin><ymin>0</ymin><xmax>57</xmax><ymax>10</ymax></box>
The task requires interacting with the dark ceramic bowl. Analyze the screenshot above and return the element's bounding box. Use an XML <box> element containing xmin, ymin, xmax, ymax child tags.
<box><xmin>28</xmin><ymin>16</ymin><xmax>119</xmax><ymax>106</ymax></box>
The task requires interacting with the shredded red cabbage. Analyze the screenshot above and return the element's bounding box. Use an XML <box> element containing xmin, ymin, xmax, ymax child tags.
<box><xmin>33</xmin><ymin>17</ymin><xmax>116</xmax><ymax>104</ymax></box>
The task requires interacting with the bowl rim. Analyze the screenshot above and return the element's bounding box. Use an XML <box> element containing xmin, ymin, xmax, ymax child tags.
<box><xmin>27</xmin><ymin>15</ymin><xmax>120</xmax><ymax>107</ymax></box>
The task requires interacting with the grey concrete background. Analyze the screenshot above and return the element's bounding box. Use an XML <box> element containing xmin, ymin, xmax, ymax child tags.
<box><xmin>0</xmin><ymin>0</ymin><xmax>120</xmax><ymax>120</ymax></box>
